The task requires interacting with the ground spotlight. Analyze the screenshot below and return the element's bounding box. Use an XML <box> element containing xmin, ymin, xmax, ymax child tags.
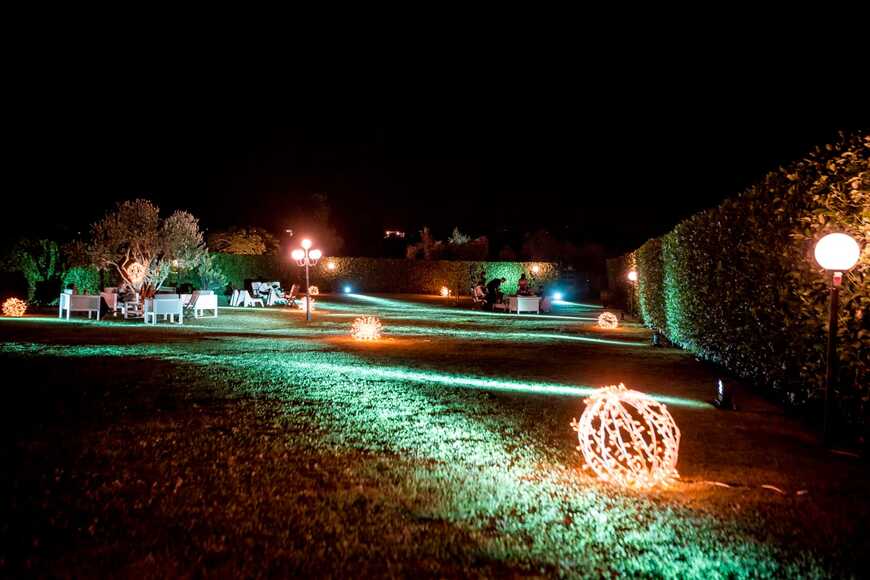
<box><xmin>344</xmin><ymin>286</ymin><xmax>352</xmax><ymax>293</ymax></box>
<box><xmin>711</xmin><ymin>379</ymin><xmax>736</xmax><ymax>411</ymax></box>
<box><xmin>553</xmin><ymin>292</ymin><xmax>563</xmax><ymax>301</ymax></box>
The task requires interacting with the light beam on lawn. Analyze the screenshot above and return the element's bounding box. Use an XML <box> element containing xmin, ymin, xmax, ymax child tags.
<box><xmin>0</xmin><ymin>341</ymin><xmax>708</xmax><ymax>409</ymax></box>
<box><xmin>284</xmin><ymin>360</ymin><xmax>708</xmax><ymax>409</ymax></box>
<box><xmin>342</xmin><ymin>294</ymin><xmax>600</xmax><ymax>322</ymax></box>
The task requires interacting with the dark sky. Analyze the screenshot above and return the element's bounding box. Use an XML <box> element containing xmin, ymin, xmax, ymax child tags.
<box><xmin>5</xmin><ymin>33</ymin><xmax>868</xmax><ymax>257</ymax></box>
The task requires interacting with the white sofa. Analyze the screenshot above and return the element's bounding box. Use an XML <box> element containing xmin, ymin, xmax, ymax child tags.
<box><xmin>144</xmin><ymin>296</ymin><xmax>183</xmax><ymax>325</ymax></box>
<box><xmin>189</xmin><ymin>291</ymin><xmax>218</xmax><ymax>318</ymax></box>
<box><xmin>59</xmin><ymin>293</ymin><xmax>102</xmax><ymax>320</ymax></box>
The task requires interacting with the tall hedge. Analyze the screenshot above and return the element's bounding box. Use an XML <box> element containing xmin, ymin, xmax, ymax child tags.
<box><xmin>636</xmin><ymin>239</ymin><xmax>665</xmax><ymax>332</ymax></box>
<box><xmin>629</xmin><ymin>132</ymin><xmax>869</xmax><ymax>409</ymax></box>
<box><xmin>210</xmin><ymin>255</ymin><xmax>560</xmax><ymax>296</ymax></box>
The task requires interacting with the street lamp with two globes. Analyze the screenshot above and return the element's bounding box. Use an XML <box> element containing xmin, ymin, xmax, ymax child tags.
<box><xmin>291</xmin><ymin>238</ymin><xmax>322</xmax><ymax>322</ymax></box>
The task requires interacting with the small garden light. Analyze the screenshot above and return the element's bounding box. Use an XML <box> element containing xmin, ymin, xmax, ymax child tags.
<box><xmin>344</xmin><ymin>285</ymin><xmax>352</xmax><ymax>294</ymax></box>
<box><xmin>813</xmin><ymin>232</ymin><xmax>861</xmax><ymax>446</ymax></box>
<box><xmin>2</xmin><ymin>297</ymin><xmax>27</xmax><ymax>317</ymax></box>
<box><xmin>711</xmin><ymin>379</ymin><xmax>736</xmax><ymax>411</ymax></box>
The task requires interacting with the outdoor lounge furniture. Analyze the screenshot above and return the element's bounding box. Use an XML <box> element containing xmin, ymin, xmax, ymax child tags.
<box><xmin>144</xmin><ymin>296</ymin><xmax>183</xmax><ymax>324</ymax></box>
<box><xmin>100</xmin><ymin>289</ymin><xmax>124</xmax><ymax>315</ymax></box>
<box><xmin>59</xmin><ymin>293</ymin><xmax>102</xmax><ymax>320</ymax></box>
<box><xmin>507</xmin><ymin>295</ymin><xmax>540</xmax><ymax>314</ymax></box>
<box><xmin>189</xmin><ymin>291</ymin><xmax>218</xmax><ymax>318</ymax></box>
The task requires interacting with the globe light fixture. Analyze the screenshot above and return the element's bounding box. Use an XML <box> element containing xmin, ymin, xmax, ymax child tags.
<box><xmin>814</xmin><ymin>233</ymin><xmax>860</xmax><ymax>272</ymax></box>
<box><xmin>813</xmin><ymin>232</ymin><xmax>861</xmax><ymax>446</ymax></box>
<box><xmin>290</xmin><ymin>239</ymin><xmax>321</xmax><ymax>322</ymax></box>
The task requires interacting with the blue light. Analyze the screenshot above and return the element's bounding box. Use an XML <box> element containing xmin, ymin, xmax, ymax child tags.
<box><xmin>344</xmin><ymin>286</ymin><xmax>352</xmax><ymax>293</ymax></box>
<box><xmin>553</xmin><ymin>292</ymin><xmax>563</xmax><ymax>301</ymax></box>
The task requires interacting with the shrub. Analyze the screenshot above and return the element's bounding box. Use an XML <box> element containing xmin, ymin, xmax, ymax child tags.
<box><xmin>626</xmin><ymin>132</ymin><xmax>869</xmax><ymax>416</ymax></box>
<box><xmin>211</xmin><ymin>255</ymin><xmax>560</xmax><ymax>296</ymax></box>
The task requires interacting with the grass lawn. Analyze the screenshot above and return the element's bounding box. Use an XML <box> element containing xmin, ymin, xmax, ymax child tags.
<box><xmin>1</xmin><ymin>294</ymin><xmax>868</xmax><ymax>577</ymax></box>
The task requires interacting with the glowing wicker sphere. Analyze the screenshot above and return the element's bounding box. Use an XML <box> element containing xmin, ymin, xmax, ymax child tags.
<box><xmin>126</xmin><ymin>262</ymin><xmax>147</xmax><ymax>284</ymax></box>
<box><xmin>308</xmin><ymin>286</ymin><xmax>320</xmax><ymax>296</ymax></box>
<box><xmin>440</xmin><ymin>286</ymin><xmax>450</xmax><ymax>297</ymax></box>
<box><xmin>2</xmin><ymin>297</ymin><xmax>27</xmax><ymax>317</ymax></box>
<box><xmin>571</xmin><ymin>384</ymin><xmax>680</xmax><ymax>489</ymax></box>
<box><xmin>597</xmin><ymin>311</ymin><xmax>619</xmax><ymax>329</ymax></box>
<box><xmin>351</xmin><ymin>315</ymin><xmax>383</xmax><ymax>340</ymax></box>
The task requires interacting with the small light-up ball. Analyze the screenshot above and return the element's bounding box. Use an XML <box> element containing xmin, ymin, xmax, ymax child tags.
<box><xmin>2</xmin><ymin>297</ymin><xmax>27</xmax><ymax>317</ymax></box>
<box><xmin>597</xmin><ymin>311</ymin><xmax>619</xmax><ymax>329</ymax></box>
<box><xmin>351</xmin><ymin>315</ymin><xmax>382</xmax><ymax>340</ymax></box>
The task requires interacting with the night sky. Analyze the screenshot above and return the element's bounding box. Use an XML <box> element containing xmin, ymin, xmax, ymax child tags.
<box><xmin>5</xmin><ymin>39</ymin><xmax>868</xmax><ymax>258</ymax></box>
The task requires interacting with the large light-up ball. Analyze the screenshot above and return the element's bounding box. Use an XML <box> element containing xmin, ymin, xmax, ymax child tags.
<box><xmin>571</xmin><ymin>383</ymin><xmax>680</xmax><ymax>489</ymax></box>
<box><xmin>597</xmin><ymin>311</ymin><xmax>619</xmax><ymax>329</ymax></box>
<box><xmin>440</xmin><ymin>286</ymin><xmax>450</xmax><ymax>297</ymax></box>
<box><xmin>814</xmin><ymin>233</ymin><xmax>860</xmax><ymax>271</ymax></box>
<box><xmin>126</xmin><ymin>262</ymin><xmax>147</xmax><ymax>284</ymax></box>
<box><xmin>351</xmin><ymin>315</ymin><xmax>382</xmax><ymax>340</ymax></box>
<box><xmin>2</xmin><ymin>297</ymin><xmax>27</xmax><ymax>317</ymax></box>
<box><xmin>308</xmin><ymin>286</ymin><xmax>320</xmax><ymax>296</ymax></box>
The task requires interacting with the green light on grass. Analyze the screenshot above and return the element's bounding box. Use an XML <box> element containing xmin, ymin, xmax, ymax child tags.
<box><xmin>283</xmin><ymin>360</ymin><xmax>707</xmax><ymax>409</ymax></box>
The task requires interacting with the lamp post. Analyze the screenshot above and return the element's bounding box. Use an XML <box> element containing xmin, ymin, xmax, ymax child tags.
<box><xmin>291</xmin><ymin>238</ymin><xmax>322</xmax><ymax>322</ymax></box>
<box><xmin>813</xmin><ymin>233</ymin><xmax>860</xmax><ymax>446</ymax></box>
<box><xmin>627</xmin><ymin>269</ymin><xmax>638</xmax><ymax>317</ymax></box>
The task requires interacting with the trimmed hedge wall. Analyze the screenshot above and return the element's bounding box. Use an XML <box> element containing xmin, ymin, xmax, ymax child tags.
<box><xmin>627</xmin><ymin>132</ymin><xmax>869</xmax><ymax>412</ymax></box>
<box><xmin>210</xmin><ymin>255</ymin><xmax>559</xmax><ymax>296</ymax></box>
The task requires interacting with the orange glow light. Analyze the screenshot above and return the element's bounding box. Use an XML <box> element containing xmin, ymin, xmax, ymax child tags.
<box><xmin>597</xmin><ymin>311</ymin><xmax>619</xmax><ymax>329</ymax></box>
<box><xmin>2</xmin><ymin>297</ymin><xmax>27</xmax><ymax>317</ymax></box>
<box><xmin>571</xmin><ymin>383</ymin><xmax>680</xmax><ymax>489</ymax></box>
<box><xmin>351</xmin><ymin>315</ymin><xmax>383</xmax><ymax>340</ymax></box>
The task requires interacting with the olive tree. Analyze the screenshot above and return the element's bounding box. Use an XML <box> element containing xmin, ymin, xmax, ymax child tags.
<box><xmin>87</xmin><ymin>199</ymin><xmax>205</xmax><ymax>295</ymax></box>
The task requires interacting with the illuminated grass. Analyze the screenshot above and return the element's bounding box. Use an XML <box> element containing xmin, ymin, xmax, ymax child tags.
<box><xmin>0</xmin><ymin>300</ymin><xmax>840</xmax><ymax>576</ymax></box>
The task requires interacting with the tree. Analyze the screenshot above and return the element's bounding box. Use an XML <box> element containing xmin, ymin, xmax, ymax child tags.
<box><xmin>194</xmin><ymin>250</ymin><xmax>228</xmax><ymax>291</ymax></box>
<box><xmin>521</xmin><ymin>229</ymin><xmax>563</xmax><ymax>260</ymax></box>
<box><xmin>207</xmin><ymin>227</ymin><xmax>279</xmax><ymax>255</ymax></box>
<box><xmin>285</xmin><ymin>193</ymin><xmax>344</xmax><ymax>254</ymax></box>
<box><xmin>87</xmin><ymin>199</ymin><xmax>206</xmax><ymax>295</ymax></box>
<box><xmin>448</xmin><ymin>227</ymin><xmax>471</xmax><ymax>245</ymax></box>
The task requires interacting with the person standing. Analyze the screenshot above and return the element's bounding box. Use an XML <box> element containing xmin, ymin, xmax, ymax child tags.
<box><xmin>485</xmin><ymin>277</ymin><xmax>506</xmax><ymax>310</ymax></box>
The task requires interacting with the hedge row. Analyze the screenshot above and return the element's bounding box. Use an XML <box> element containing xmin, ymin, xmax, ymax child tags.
<box><xmin>209</xmin><ymin>255</ymin><xmax>560</xmax><ymax>296</ymax></box>
<box><xmin>627</xmin><ymin>133</ymin><xmax>869</xmax><ymax>411</ymax></box>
